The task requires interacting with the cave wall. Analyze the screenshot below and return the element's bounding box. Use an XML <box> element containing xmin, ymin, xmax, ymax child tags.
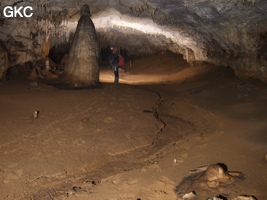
<box><xmin>0</xmin><ymin>0</ymin><xmax>266</xmax><ymax>81</ymax></box>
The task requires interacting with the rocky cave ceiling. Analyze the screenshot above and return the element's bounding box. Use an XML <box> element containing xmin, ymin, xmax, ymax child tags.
<box><xmin>0</xmin><ymin>0</ymin><xmax>267</xmax><ymax>81</ymax></box>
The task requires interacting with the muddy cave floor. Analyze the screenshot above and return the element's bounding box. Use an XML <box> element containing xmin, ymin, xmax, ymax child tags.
<box><xmin>0</xmin><ymin>55</ymin><xmax>267</xmax><ymax>200</ymax></box>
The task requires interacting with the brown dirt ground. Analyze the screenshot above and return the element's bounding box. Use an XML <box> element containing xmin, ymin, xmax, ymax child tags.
<box><xmin>0</xmin><ymin>53</ymin><xmax>266</xmax><ymax>200</ymax></box>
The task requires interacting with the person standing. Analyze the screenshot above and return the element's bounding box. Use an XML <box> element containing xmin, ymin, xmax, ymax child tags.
<box><xmin>111</xmin><ymin>48</ymin><xmax>119</xmax><ymax>84</ymax></box>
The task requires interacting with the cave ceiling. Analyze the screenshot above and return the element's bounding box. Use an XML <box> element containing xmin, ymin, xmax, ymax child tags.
<box><xmin>0</xmin><ymin>0</ymin><xmax>267</xmax><ymax>81</ymax></box>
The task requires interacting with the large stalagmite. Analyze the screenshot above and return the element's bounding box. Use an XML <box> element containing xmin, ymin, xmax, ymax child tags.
<box><xmin>63</xmin><ymin>4</ymin><xmax>99</xmax><ymax>87</ymax></box>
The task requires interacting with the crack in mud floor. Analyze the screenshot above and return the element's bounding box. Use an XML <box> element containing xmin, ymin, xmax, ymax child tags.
<box><xmin>151</xmin><ymin>92</ymin><xmax>167</xmax><ymax>145</ymax></box>
<box><xmin>23</xmin><ymin>87</ymin><xmax>193</xmax><ymax>200</ymax></box>
<box><xmin>13</xmin><ymin>84</ymin><xmax>199</xmax><ymax>200</ymax></box>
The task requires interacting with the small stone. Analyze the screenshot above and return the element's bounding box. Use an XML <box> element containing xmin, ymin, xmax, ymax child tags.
<box><xmin>30</xmin><ymin>82</ymin><xmax>39</xmax><ymax>86</ymax></box>
<box><xmin>112</xmin><ymin>179</ymin><xmax>119</xmax><ymax>184</ymax></box>
<box><xmin>183</xmin><ymin>191</ymin><xmax>197</xmax><ymax>200</ymax></box>
<box><xmin>67</xmin><ymin>189</ymin><xmax>75</xmax><ymax>197</ymax></box>
<box><xmin>264</xmin><ymin>153</ymin><xmax>267</xmax><ymax>161</ymax></box>
<box><xmin>233</xmin><ymin>195</ymin><xmax>257</xmax><ymax>200</ymax></box>
<box><xmin>33</xmin><ymin>111</ymin><xmax>39</xmax><ymax>118</ymax></box>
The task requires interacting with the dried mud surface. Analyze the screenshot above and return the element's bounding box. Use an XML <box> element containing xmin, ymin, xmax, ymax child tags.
<box><xmin>0</xmin><ymin>54</ymin><xmax>266</xmax><ymax>200</ymax></box>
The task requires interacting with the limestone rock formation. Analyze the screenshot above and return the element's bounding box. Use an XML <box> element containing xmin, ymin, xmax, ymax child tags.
<box><xmin>63</xmin><ymin>4</ymin><xmax>99</xmax><ymax>87</ymax></box>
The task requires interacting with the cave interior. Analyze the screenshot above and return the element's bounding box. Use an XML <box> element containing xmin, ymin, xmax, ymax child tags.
<box><xmin>0</xmin><ymin>1</ymin><xmax>267</xmax><ymax>200</ymax></box>
<box><xmin>0</xmin><ymin>0</ymin><xmax>266</xmax><ymax>82</ymax></box>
